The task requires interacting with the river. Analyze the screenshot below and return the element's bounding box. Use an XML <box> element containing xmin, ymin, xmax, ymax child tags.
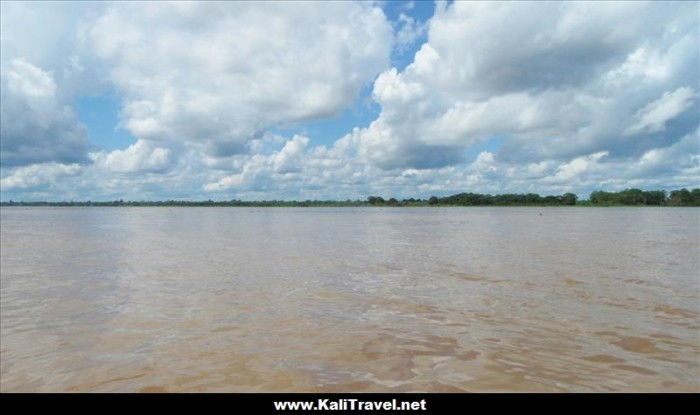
<box><xmin>1</xmin><ymin>207</ymin><xmax>698</xmax><ymax>392</ymax></box>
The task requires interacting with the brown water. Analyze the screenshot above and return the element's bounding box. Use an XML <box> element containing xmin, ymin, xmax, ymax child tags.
<box><xmin>1</xmin><ymin>207</ymin><xmax>698</xmax><ymax>392</ymax></box>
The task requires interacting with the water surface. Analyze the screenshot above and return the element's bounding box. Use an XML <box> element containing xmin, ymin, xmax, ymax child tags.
<box><xmin>1</xmin><ymin>207</ymin><xmax>698</xmax><ymax>392</ymax></box>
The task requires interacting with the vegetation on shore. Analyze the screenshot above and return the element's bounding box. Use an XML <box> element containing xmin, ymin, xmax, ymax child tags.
<box><xmin>2</xmin><ymin>188</ymin><xmax>698</xmax><ymax>207</ymax></box>
<box><xmin>587</xmin><ymin>188</ymin><xmax>700</xmax><ymax>206</ymax></box>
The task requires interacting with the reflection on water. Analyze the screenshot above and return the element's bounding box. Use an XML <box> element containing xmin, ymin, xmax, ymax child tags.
<box><xmin>1</xmin><ymin>207</ymin><xmax>698</xmax><ymax>392</ymax></box>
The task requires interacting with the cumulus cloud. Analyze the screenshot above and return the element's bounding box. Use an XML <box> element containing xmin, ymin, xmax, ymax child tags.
<box><xmin>351</xmin><ymin>1</ymin><xmax>699</xmax><ymax>170</ymax></box>
<box><xmin>93</xmin><ymin>140</ymin><xmax>173</xmax><ymax>174</ymax></box>
<box><xmin>83</xmin><ymin>1</ymin><xmax>393</xmax><ymax>156</ymax></box>
<box><xmin>549</xmin><ymin>152</ymin><xmax>609</xmax><ymax>183</ymax></box>
<box><xmin>204</xmin><ymin>134</ymin><xmax>341</xmax><ymax>192</ymax></box>
<box><xmin>0</xmin><ymin>162</ymin><xmax>83</xmax><ymax>191</ymax></box>
<box><xmin>0</xmin><ymin>1</ymin><xmax>108</xmax><ymax>97</ymax></box>
<box><xmin>0</xmin><ymin>58</ymin><xmax>91</xmax><ymax>167</ymax></box>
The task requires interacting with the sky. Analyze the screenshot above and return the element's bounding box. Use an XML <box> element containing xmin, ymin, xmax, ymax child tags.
<box><xmin>1</xmin><ymin>0</ymin><xmax>698</xmax><ymax>201</ymax></box>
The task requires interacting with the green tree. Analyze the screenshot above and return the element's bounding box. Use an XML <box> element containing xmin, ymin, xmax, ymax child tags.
<box><xmin>691</xmin><ymin>188</ymin><xmax>700</xmax><ymax>205</ymax></box>
<box><xmin>642</xmin><ymin>190</ymin><xmax>665</xmax><ymax>205</ymax></box>
<box><xmin>669</xmin><ymin>188</ymin><xmax>692</xmax><ymax>205</ymax></box>
<box><xmin>561</xmin><ymin>193</ymin><xmax>577</xmax><ymax>205</ymax></box>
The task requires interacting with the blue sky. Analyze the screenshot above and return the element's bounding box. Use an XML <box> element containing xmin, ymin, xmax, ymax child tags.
<box><xmin>1</xmin><ymin>1</ymin><xmax>698</xmax><ymax>201</ymax></box>
<box><xmin>76</xmin><ymin>93</ymin><xmax>134</xmax><ymax>151</ymax></box>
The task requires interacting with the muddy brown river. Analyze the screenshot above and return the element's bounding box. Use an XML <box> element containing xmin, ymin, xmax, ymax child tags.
<box><xmin>1</xmin><ymin>207</ymin><xmax>698</xmax><ymax>392</ymax></box>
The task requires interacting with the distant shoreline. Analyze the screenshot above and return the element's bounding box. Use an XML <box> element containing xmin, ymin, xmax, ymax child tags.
<box><xmin>1</xmin><ymin>204</ymin><xmax>698</xmax><ymax>208</ymax></box>
<box><xmin>2</xmin><ymin>188</ymin><xmax>698</xmax><ymax>207</ymax></box>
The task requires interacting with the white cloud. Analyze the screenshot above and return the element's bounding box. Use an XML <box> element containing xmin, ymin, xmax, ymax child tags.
<box><xmin>625</xmin><ymin>87</ymin><xmax>697</xmax><ymax>135</ymax></box>
<box><xmin>272</xmin><ymin>135</ymin><xmax>310</xmax><ymax>174</ymax></box>
<box><xmin>350</xmin><ymin>1</ymin><xmax>699</xmax><ymax>170</ymax></box>
<box><xmin>94</xmin><ymin>140</ymin><xmax>173</xmax><ymax>174</ymax></box>
<box><xmin>549</xmin><ymin>152</ymin><xmax>609</xmax><ymax>182</ymax></box>
<box><xmin>5</xmin><ymin>58</ymin><xmax>56</xmax><ymax>97</ymax></box>
<box><xmin>0</xmin><ymin>58</ymin><xmax>91</xmax><ymax>167</ymax></box>
<box><xmin>0</xmin><ymin>162</ymin><xmax>82</xmax><ymax>191</ymax></box>
<box><xmin>83</xmin><ymin>1</ymin><xmax>393</xmax><ymax>156</ymax></box>
<box><xmin>203</xmin><ymin>134</ymin><xmax>348</xmax><ymax>192</ymax></box>
<box><xmin>0</xmin><ymin>1</ymin><xmax>108</xmax><ymax>98</ymax></box>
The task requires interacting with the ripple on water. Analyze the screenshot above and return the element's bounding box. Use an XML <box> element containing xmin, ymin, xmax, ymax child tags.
<box><xmin>1</xmin><ymin>207</ymin><xmax>698</xmax><ymax>392</ymax></box>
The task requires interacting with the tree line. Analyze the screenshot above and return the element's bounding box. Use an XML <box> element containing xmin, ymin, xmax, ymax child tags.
<box><xmin>588</xmin><ymin>188</ymin><xmax>700</xmax><ymax>206</ymax></box>
<box><xmin>1</xmin><ymin>188</ymin><xmax>698</xmax><ymax>207</ymax></box>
